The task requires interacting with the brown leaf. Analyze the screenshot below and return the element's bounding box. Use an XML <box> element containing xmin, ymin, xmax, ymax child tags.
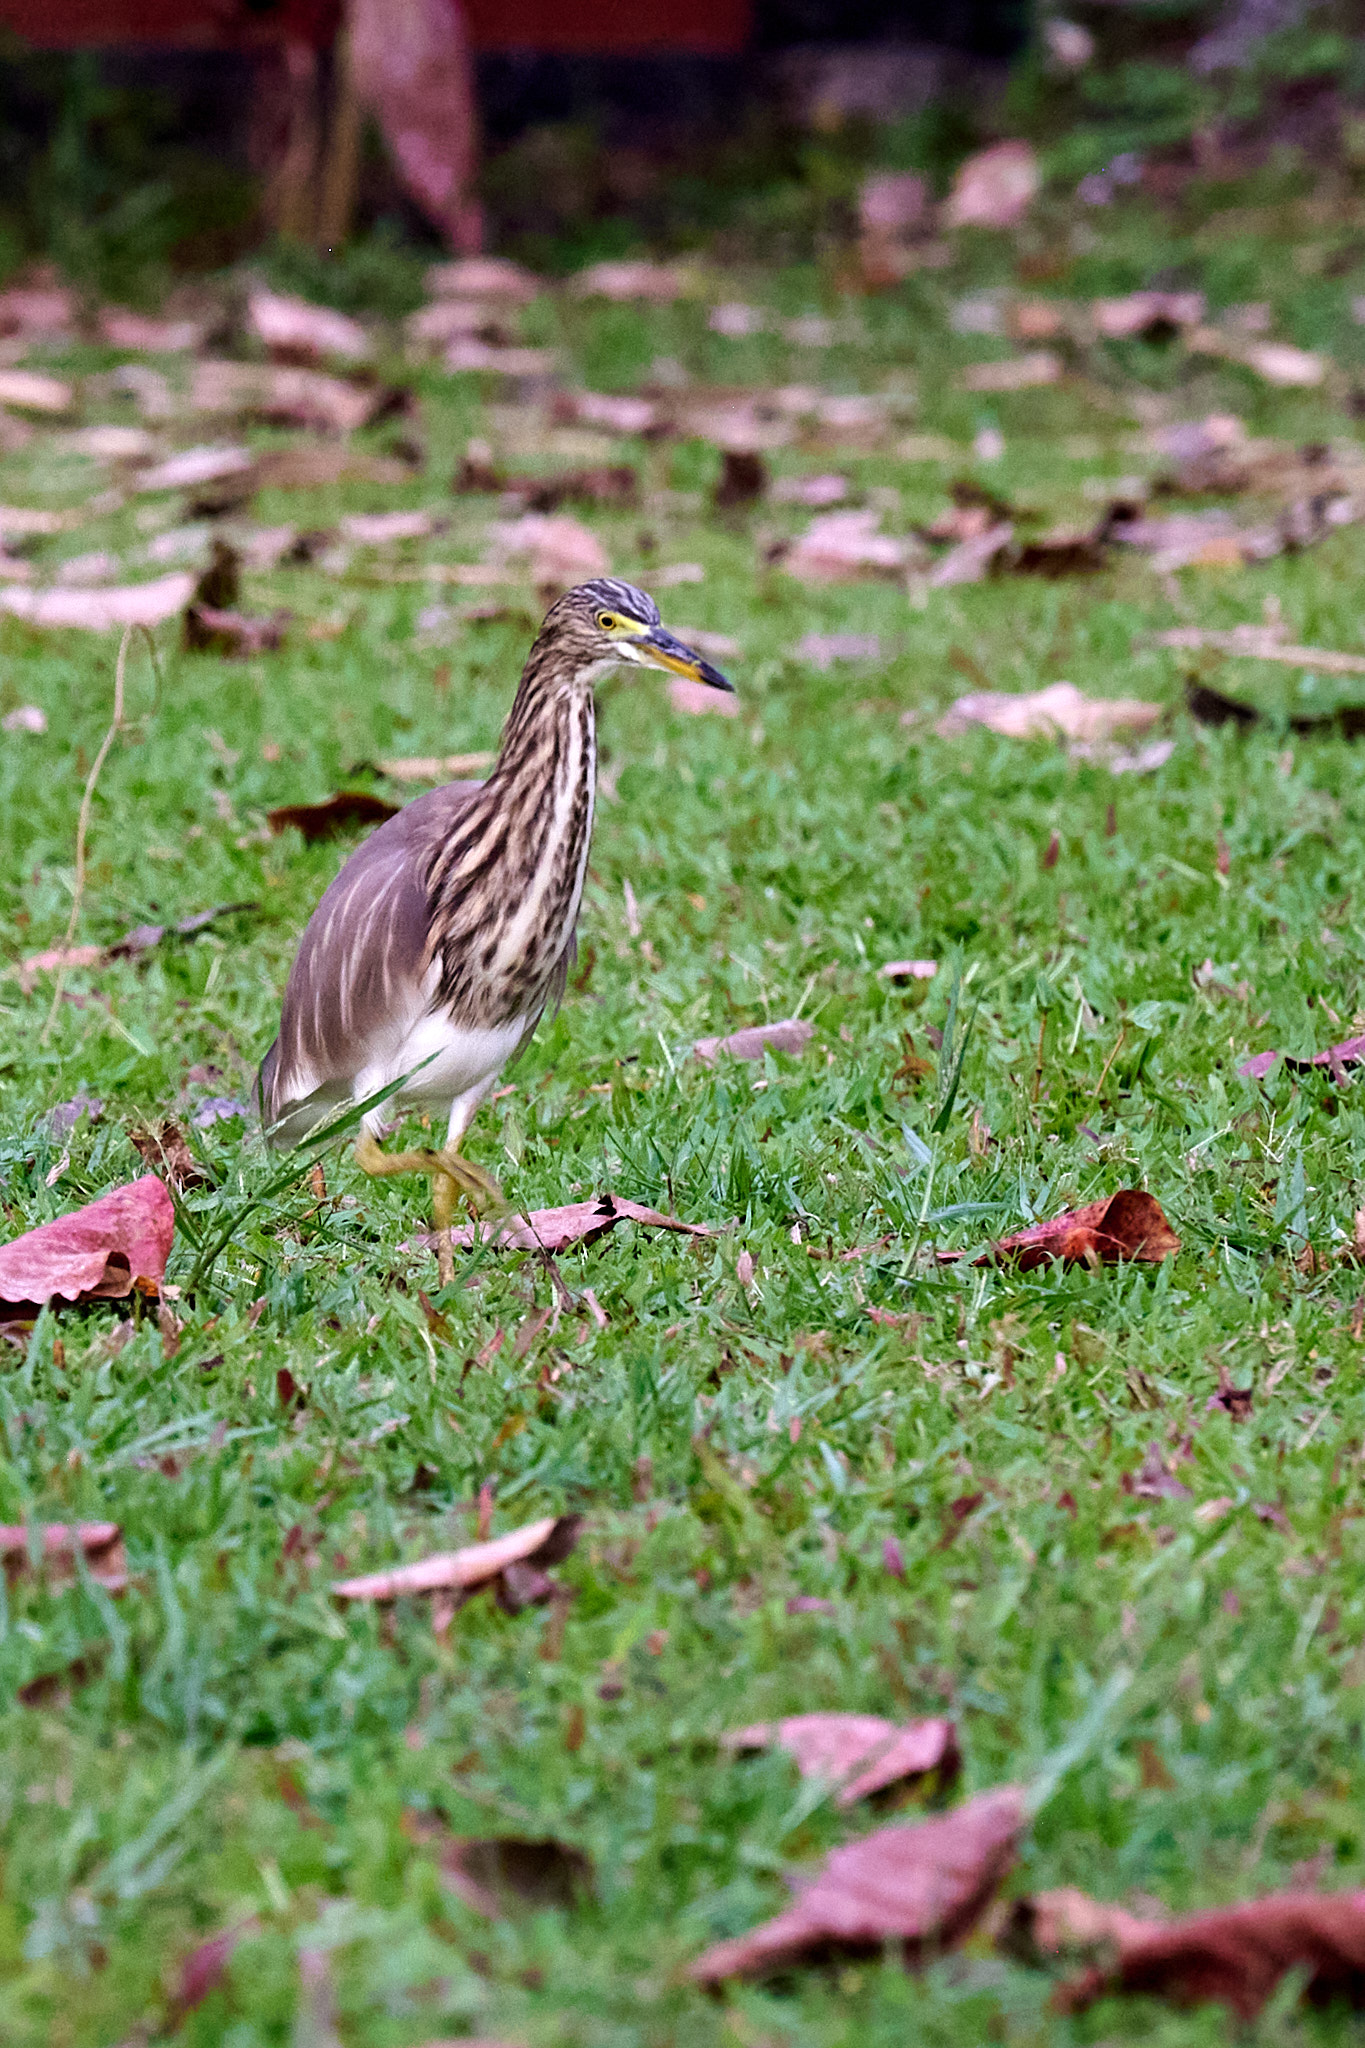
<box><xmin>405</xmin><ymin>1812</ymin><xmax>593</xmax><ymax>1914</ymax></box>
<box><xmin>691</xmin><ymin>1785</ymin><xmax>1026</xmax><ymax>1982</ymax></box>
<box><xmin>1208</xmin><ymin>1363</ymin><xmax>1253</xmax><ymax>1420</ymax></box>
<box><xmin>247</xmin><ymin>288</ymin><xmax>370</xmax><ymax>365</ymax></box>
<box><xmin>332</xmin><ymin>1512</ymin><xmax>580</xmax><ymax>1603</ymax></box>
<box><xmin>1124</xmin><ymin>1443</ymin><xmax>1192</xmax><ymax>1502</ymax></box>
<box><xmin>938</xmin><ymin>684</ymin><xmax>1161</xmax><ymax>744</ymax></box>
<box><xmin>1239</xmin><ymin>1031</ymin><xmax>1365</xmax><ymax>1083</ymax></box>
<box><xmin>943</xmin><ymin>142</ymin><xmax>1039</xmax><ymax>231</ymax></box>
<box><xmin>0</xmin><ymin>282</ymin><xmax>75</xmax><ymax>339</ymax></box>
<box><xmin>428</xmin><ymin>255</ymin><xmax>540</xmax><ymax>301</ymax></box>
<box><xmin>375</xmin><ymin>751</ymin><xmax>493</xmax><ymax>783</ymax></box>
<box><xmin>0</xmin><ymin>1521</ymin><xmax>127</xmax><ymax>1592</ymax></box>
<box><xmin>167</xmin><ymin>1919</ymin><xmax>259</xmax><ymax>2024</ymax></box>
<box><xmin>1152</xmin><ymin>626</ymin><xmax>1365</xmax><ymax>678</ymax></box>
<box><xmin>267</xmin><ymin>792</ymin><xmax>399</xmax><ymax>842</ymax></box>
<box><xmin>715</xmin><ymin>449</ymin><xmax>768</xmax><ymax>509</ymax></box>
<box><xmin>1055</xmin><ymin>1890</ymin><xmax>1365</xmax><ymax>2020</ymax></box>
<box><xmin>694</xmin><ymin>1019</ymin><xmax>813</xmax><ymax>1063</ymax></box>
<box><xmin>941</xmin><ymin>1190</ymin><xmax>1180</xmax><ymax>1271</ymax></box>
<box><xmin>0</xmin><ymin>1176</ymin><xmax>174</xmax><ymax>1307</ymax></box>
<box><xmin>16</xmin><ymin>1646</ymin><xmax>104</xmax><ymax>1707</ymax></box>
<box><xmin>447</xmin><ymin>1192</ymin><xmax>711</xmax><ymax>1253</ymax></box>
<box><xmin>130</xmin><ymin>1120</ymin><xmax>209</xmax><ymax>1191</ymax></box>
<box><xmin>0</xmin><ymin>571</ymin><xmax>196</xmax><ymax>632</ymax></box>
<box><xmin>724</xmin><ymin>1715</ymin><xmax>960</xmax><ymax>1806</ymax></box>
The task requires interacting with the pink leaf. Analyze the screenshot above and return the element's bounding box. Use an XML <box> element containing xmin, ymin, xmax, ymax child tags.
<box><xmin>0</xmin><ymin>1176</ymin><xmax>174</xmax><ymax>1306</ymax></box>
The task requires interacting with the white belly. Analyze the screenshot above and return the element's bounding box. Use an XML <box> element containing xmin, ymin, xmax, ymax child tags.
<box><xmin>354</xmin><ymin>1004</ymin><xmax>530</xmax><ymax>1130</ymax></box>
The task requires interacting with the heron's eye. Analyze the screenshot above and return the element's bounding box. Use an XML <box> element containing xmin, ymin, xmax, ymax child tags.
<box><xmin>596</xmin><ymin>610</ymin><xmax>618</xmax><ymax>632</ymax></box>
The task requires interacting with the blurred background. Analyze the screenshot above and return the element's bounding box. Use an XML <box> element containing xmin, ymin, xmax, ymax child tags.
<box><xmin>0</xmin><ymin>0</ymin><xmax>1360</xmax><ymax>303</ymax></box>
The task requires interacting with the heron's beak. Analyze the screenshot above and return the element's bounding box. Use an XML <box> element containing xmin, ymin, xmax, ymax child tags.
<box><xmin>634</xmin><ymin>625</ymin><xmax>734</xmax><ymax>692</ymax></box>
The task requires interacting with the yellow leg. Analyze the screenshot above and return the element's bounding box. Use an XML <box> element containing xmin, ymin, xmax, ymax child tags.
<box><xmin>354</xmin><ymin>1128</ymin><xmax>508</xmax><ymax>1288</ymax></box>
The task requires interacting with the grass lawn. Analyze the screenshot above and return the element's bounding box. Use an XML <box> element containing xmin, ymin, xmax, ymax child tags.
<box><xmin>5</xmin><ymin>176</ymin><xmax>1365</xmax><ymax>2046</ymax></box>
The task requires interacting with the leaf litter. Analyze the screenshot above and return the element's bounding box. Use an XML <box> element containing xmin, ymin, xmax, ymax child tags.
<box><xmin>0</xmin><ymin>1175</ymin><xmax>174</xmax><ymax>1307</ymax></box>
<box><xmin>723</xmin><ymin>1714</ymin><xmax>960</xmax><ymax>1806</ymax></box>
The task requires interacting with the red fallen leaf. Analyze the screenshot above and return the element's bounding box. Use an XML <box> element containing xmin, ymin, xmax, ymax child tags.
<box><xmin>1054</xmin><ymin>1890</ymin><xmax>1365</xmax><ymax>2021</ymax></box>
<box><xmin>333</xmin><ymin>1513</ymin><xmax>580</xmax><ymax>1603</ymax></box>
<box><xmin>1123</xmin><ymin>1443</ymin><xmax>1192</xmax><ymax>1501</ymax></box>
<box><xmin>943</xmin><ymin>141</ymin><xmax>1039</xmax><ymax>231</ymax></box>
<box><xmin>724</xmin><ymin>1714</ymin><xmax>960</xmax><ymax>1806</ymax></box>
<box><xmin>690</xmin><ymin>1785</ymin><xmax>1026</xmax><ymax>1982</ymax></box>
<box><xmin>0</xmin><ymin>571</ymin><xmax>196</xmax><ymax>632</ymax></box>
<box><xmin>447</xmin><ymin>1192</ymin><xmax>711</xmax><ymax>1253</ymax></box>
<box><xmin>1240</xmin><ymin>1033</ymin><xmax>1365</xmax><ymax>1084</ymax></box>
<box><xmin>1208</xmin><ymin>1363</ymin><xmax>1253</xmax><ymax>1420</ymax></box>
<box><xmin>167</xmin><ymin>1918</ymin><xmax>259</xmax><ymax>2024</ymax></box>
<box><xmin>1005</xmin><ymin>1886</ymin><xmax>1161</xmax><ymax>1964</ymax></box>
<box><xmin>0</xmin><ymin>1176</ymin><xmax>174</xmax><ymax>1307</ymax></box>
<box><xmin>939</xmin><ymin>1190</ymin><xmax>1180</xmax><ymax>1270</ymax></box>
<box><xmin>694</xmin><ymin>1019</ymin><xmax>813</xmax><ymax>1063</ymax></box>
<box><xmin>0</xmin><ymin>1522</ymin><xmax>127</xmax><ymax>1591</ymax></box>
<box><xmin>267</xmin><ymin>792</ymin><xmax>399</xmax><ymax>842</ymax></box>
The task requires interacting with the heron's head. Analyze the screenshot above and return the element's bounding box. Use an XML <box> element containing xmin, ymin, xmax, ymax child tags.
<box><xmin>541</xmin><ymin>579</ymin><xmax>734</xmax><ymax>694</ymax></box>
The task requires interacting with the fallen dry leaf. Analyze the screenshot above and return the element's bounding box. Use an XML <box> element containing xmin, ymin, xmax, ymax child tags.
<box><xmin>783</xmin><ymin>509</ymin><xmax>912</xmax><ymax>582</ymax></box>
<box><xmin>105</xmin><ymin>901</ymin><xmax>256</xmax><ymax>962</ymax></box>
<box><xmin>339</xmin><ymin>510</ymin><xmax>435</xmax><ymax>545</ymax></box>
<box><xmin>247</xmin><ymin>288</ymin><xmax>369</xmax><ymax>364</ymax></box>
<box><xmin>795</xmin><ymin>631</ymin><xmax>882</xmax><ymax>667</ymax></box>
<box><xmin>1055</xmin><ymin>1890</ymin><xmax>1365</xmax><ymax>2020</ymax></box>
<box><xmin>927</xmin><ymin>523</ymin><xmax>1014</xmax><ymax>586</ymax></box>
<box><xmin>333</xmin><ymin>1512</ymin><xmax>580</xmax><ymax>1603</ymax></box>
<box><xmin>938</xmin><ymin>682</ymin><xmax>1161</xmax><ymax>744</ymax></box>
<box><xmin>942</xmin><ymin>1189</ymin><xmax>1180</xmax><ymax>1270</ymax></box>
<box><xmin>448</xmin><ymin>1192</ymin><xmax>711</xmax><ymax>1253</ymax></box>
<box><xmin>1239</xmin><ymin>1030</ymin><xmax>1365</xmax><ymax>1083</ymax></box>
<box><xmin>880</xmin><ymin>959</ymin><xmax>938</xmax><ymax>982</ymax></box>
<box><xmin>0</xmin><ymin>368</ymin><xmax>72</xmax><ymax>414</ymax></box>
<box><xmin>0</xmin><ymin>1177</ymin><xmax>174</xmax><ymax>1307</ymax></box>
<box><xmin>773</xmin><ymin>474</ymin><xmax>848</xmax><ymax>508</ymax></box>
<box><xmin>1188</xmin><ymin>677</ymin><xmax>1365</xmax><ymax>743</ymax></box>
<box><xmin>267</xmin><ymin>792</ymin><xmax>399</xmax><ymax>842</ymax></box>
<box><xmin>3</xmin><ymin>704</ymin><xmax>45</xmax><ymax>732</ymax></box>
<box><xmin>1124</xmin><ymin>1443</ymin><xmax>1192</xmax><ymax>1501</ymax></box>
<box><xmin>724</xmin><ymin>1714</ymin><xmax>960</xmax><ymax>1806</ymax></box>
<box><xmin>98</xmin><ymin>307</ymin><xmax>209</xmax><ymax>353</ymax></box>
<box><xmin>405</xmin><ymin>1812</ymin><xmax>592</xmax><ymax>1915</ymax></box>
<box><xmin>943</xmin><ymin>142</ymin><xmax>1039</xmax><ymax>231</ymax></box>
<box><xmin>691</xmin><ymin>1785</ymin><xmax>1026</xmax><ymax>1982</ymax></box>
<box><xmin>17</xmin><ymin>1645</ymin><xmax>105</xmax><ymax>1708</ymax></box>
<box><xmin>1005</xmin><ymin>1886</ymin><xmax>1160</xmax><ymax>1964</ymax></box>
<box><xmin>489</xmin><ymin>512</ymin><xmax>608</xmax><ymax>592</ymax></box>
<box><xmin>1152</xmin><ymin>625</ymin><xmax>1365</xmax><ymax>677</ymax></box>
<box><xmin>570</xmin><ymin>259</ymin><xmax>699</xmax><ymax>302</ymax></box>
<box><xmin>0</xmin><ymin>1521</ymin><xmax>127</xmax><ymax>1591</ymax></box>
<box><xmin>130</xmin><ymin>1120</ymin><xmax>210</xmax><ymax>1192</ymax></box>
<box><xmin>668</xmin><ymin>677</ymin><xmax>740</xmax><ymax>717</ymax></box>
<box><xmin>191</xmin><ymin>361</ymin><xmax>383</xmax><ymax>437</ymax></box>
<box><xmin>135</xmin><ymin>445</ymin><xmax>253</xmax><ymax>493</ymax></box>
<box><xmin>0</xmin><ymin>282</ymin><xmax>74</xmax><ymax>338</ymax></box>
<box><xmin>427</xmin><ymin>255</ymin><xmax>539</xmax><ymax>301</ymax></box>
<box><xmin>0</xmin><ymin>572</ymin><xmax>195</xmax><ymax>631</ymax></box>
<box><xmin>958</xmin><ymin>351</ymin><xmax>1062</xmax><ymax>392</ymax></box>
<box><xmin>694</xmin><ymin>1019</ymin><xmax>813</xmax><ymax>1062</ymax></box>
<box><xmin>166</xmin><ymin>1919</ymin><xmax>260</xmax><ymax>2025</ymax></box>
<box><xmin>1092</xmin><ymin>290</ymin><xmax>1205</xmax><ymax>340</ymax></box>
<box><xmin>560</xmin><ymin>390</ymin><xmax>658</xmax><ymax>436</ymax></box>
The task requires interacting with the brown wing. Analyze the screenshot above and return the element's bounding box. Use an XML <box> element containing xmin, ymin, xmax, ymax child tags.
<box><xmin>257</xmin><ymin>781</ymin><xmax>482</xmax><ymax>1143</ymax></box>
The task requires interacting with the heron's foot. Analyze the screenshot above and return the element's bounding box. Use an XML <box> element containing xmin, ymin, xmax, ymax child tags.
<box><xmin>433</xmin><ymin>1147</ymin><xmax>507</xmax><ymax>1214</ymax></box>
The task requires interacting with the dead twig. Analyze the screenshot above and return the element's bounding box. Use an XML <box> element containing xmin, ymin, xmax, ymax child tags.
<box><xmin>42</xmin><ymin>623</ymin><xmax>162</xmax><ymax>1043</ymax></box>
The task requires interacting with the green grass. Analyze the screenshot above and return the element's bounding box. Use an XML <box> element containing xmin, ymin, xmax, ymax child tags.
<box><xmin>5</xmin><ymin>181</ymin><xmax>1365</xmax><ymax>2046</ymax></box>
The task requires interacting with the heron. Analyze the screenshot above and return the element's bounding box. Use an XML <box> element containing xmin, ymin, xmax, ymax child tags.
<box><xmin>257</xmin><ymin>579</ymin><xmax>733</xmax><ymax>1281</ymax></box>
